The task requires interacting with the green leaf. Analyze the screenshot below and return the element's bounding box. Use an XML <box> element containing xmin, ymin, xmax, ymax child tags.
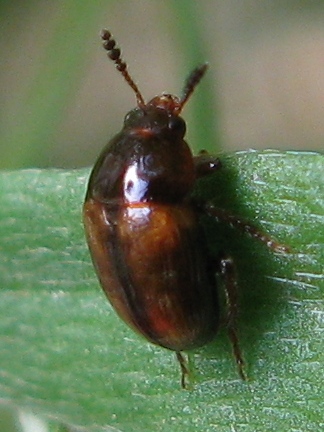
<box><xmin>0</xmin><ymin>150</ymin><xmax>323</xmax><ymax>431</ymax></box>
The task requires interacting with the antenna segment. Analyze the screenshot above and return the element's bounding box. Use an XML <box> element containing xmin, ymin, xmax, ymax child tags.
<box><xmin>100</xmin><ymin>29</ymin><xmax>145</xmax><ymax>107</ymax></box>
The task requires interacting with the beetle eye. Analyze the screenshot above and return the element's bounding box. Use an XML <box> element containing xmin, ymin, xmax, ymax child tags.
<box><xmin>168</xmin><ymin>116</ymin><xmax>186</xmax><ymax>137</ymax></box>
<box><xmin>124</xmin><ymin>108</ymin><xmax>145</xmax><ymax>127</ymax></box>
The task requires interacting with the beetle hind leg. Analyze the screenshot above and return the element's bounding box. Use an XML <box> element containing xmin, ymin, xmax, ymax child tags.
<box><xmin>220</xmin><ymin>255</ymin><xmax>247</xmax><ymax>381</ymax></box>
<box><xmin>175</xmin><ymin>351</ymin><xmax>190</xmax><ymax>389</ymax></box>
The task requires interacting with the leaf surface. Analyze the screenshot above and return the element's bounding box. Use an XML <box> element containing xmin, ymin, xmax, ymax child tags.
<box><xmin>0</xmin><ymin>150</ymin><xmax>323</xmax><ymax>431</ymax></box>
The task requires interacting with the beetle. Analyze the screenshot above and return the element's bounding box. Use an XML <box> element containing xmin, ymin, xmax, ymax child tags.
<box><xmin>83</xmin><ymin>29</ymin><xmax>287</xmax><ymax>388</ymax></box>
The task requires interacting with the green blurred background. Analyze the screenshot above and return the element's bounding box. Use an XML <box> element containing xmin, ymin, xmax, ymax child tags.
<box><xmin>0</xmin><ymin>0</ymin><xmax>323</xmax><ymax>170</ymax></box>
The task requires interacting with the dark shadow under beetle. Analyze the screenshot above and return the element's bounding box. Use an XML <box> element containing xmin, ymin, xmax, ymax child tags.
<box><xmin>190</xmin><ymin>158</ymin><xmax>292</xmax><ymax>384</ymax></box>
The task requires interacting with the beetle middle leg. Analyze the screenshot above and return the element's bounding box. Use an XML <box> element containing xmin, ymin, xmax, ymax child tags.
<box><xmin>203</xmin><ymin>204</ymin><xmax>289</xmax><ymax>253</ymax></box>
<box><xmin>194</xmin><ymin>152</ymin><xmax>288</xmax><ymax>253</ymax></box>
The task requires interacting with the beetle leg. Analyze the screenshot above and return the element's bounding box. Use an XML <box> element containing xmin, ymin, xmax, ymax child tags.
<box><xmin>203</xmin><ymin>203</ymin><xmax>289</xmax><ymax>253</ymax></box>
<box><xmin>193</xmin><ymin>152</ymin><xmax>222</xmax><ymax>178</ymax></box>
<box><xmin>175</xmin><ymin>351</ymin><xmax>190</xmax><ymax>389</ymax></box>
<box><xmin>219</xmin><ymin>255</ymin><xmax>247</xmax><ymax>381</ymax></box>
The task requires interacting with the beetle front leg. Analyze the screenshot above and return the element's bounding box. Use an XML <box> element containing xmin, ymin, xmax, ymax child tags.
<box><xmin>193</xmin><ymin>152</ymin><xmax>222</xmax><ymax>178</ymax></box>
<box><xmin>219</xmin><ymin>255</ymin><xmax>247</xmax><ymax>381</ymax></box>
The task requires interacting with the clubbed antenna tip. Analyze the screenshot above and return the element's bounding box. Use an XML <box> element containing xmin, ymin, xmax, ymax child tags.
<box><xmin>179</xmin><ymin>63</ymin><xmax>208</xmax><ymax>112</ymax></box>
<box><xmin>100</xmin><ymin>29</ymin><xmax>145</xmax><ymax>107</ymax></box>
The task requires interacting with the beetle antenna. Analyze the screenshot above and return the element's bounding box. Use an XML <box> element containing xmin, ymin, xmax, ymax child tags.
<box><xmin>101</xmin><ymin>29</ymin><xmax>145</xmax><ymax>107</ymax></box>
<box><xmin>179</xmin><ymin>63</ymin><xmax>208</xmax><ymax>112</ymax></box>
